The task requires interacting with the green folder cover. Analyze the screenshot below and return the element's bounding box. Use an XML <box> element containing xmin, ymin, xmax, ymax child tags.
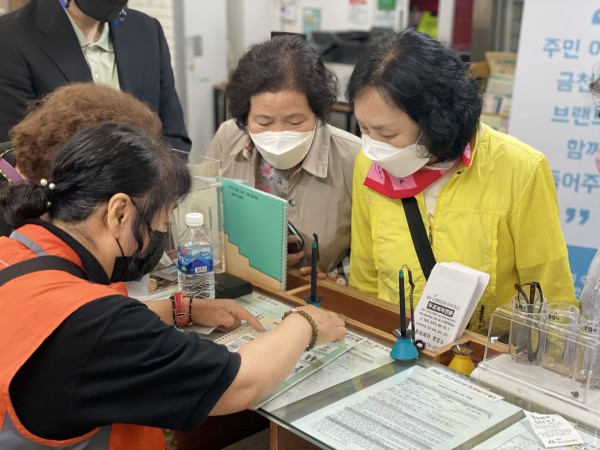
<box><xmin>222</xmin><ymin>178</ymin><xmax>288</xmax><ymax>289</ymax></box>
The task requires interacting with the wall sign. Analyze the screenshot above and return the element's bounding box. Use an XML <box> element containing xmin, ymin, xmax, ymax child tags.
<box><xmin>509</xmin><ymin>0</ymin><xmax>600</xmax><ymax>297</ymax></box>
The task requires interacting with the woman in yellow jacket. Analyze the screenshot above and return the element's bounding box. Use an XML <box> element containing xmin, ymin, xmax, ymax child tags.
<box><xmin>348</xmin><ymin>30</ymin><xmax>577</xmax><ymax>334</ymax></box>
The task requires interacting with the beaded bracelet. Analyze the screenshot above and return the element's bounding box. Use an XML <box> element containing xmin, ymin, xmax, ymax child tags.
<box><xmin>281</xmin><ymin>309</ymin><xmax>318</xmax><ymax>351</ymax></box>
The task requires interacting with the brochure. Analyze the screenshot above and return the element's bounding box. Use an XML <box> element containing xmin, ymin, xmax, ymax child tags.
<box><xmin>411</xmin><ymin>262</ymin><xmax>489</xmax><ymax>350</ymax></box>
<box><xmin>261</xmin><ymin>330</ymin><xmax>392</xmax><ymax>412</ymax></box>
<box><xmin>207</xmin><ymin>296</ymin><xmax>353</xmax><ymax>407</ymax></box>
<box><xmin>222</xmin><ymin>178</ymin><xmax>288</xmax><ymax>291</ymax></box>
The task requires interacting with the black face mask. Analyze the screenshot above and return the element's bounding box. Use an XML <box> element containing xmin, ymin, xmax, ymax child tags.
<box><xmin>74</xmin><ymin>0</ymin><xmax>128</xmax><ymax>22</ymax></box>
<box><xmin>110</xmin><ymin>230</ymin><xmax>167</xmax><ymax>283</ymax></box>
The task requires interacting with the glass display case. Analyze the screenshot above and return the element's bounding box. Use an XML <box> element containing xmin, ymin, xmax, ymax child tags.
<box><xmin>262</xmin><ymin>357</ymin><xmax>600</xmax><ymax>449</ymax></box>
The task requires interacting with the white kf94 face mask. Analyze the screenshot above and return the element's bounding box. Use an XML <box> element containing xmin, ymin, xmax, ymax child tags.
<box><xmin>249</xmin><ymin>128</ymin><xmax>316</xmax><ymax>170</ymax></box>
<box><xmin>362</xmin><ymin>132</ymin><xmax>430</xmax><ymax>178</ymax></box>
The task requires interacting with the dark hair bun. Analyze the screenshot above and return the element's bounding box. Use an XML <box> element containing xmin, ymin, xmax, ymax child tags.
<box><xmin>0</xmin><ymin>182</ymin><xmax>48</xmax><ymax>228</ymax></box>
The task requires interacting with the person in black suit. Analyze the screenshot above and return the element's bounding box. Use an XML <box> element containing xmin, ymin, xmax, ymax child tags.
<box><xmin>0</xmin><ymin>0</ymin><xmax>191</xmax><ymax>152</ymax></box>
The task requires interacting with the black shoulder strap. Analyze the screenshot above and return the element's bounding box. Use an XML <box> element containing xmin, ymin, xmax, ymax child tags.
<box><xmin>0</xmin><ymin>255</ymin><xmax>88</xmax><ymax>287</ymax></box>
<box><xmin>402</xmin><ymin>196</ymin><xmax>436</xmax><ymax>280</ymax></box>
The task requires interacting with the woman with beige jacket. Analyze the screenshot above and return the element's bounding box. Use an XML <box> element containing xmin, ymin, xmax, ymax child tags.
<box><xmin>200</xmin><ymin>35</ymin><xmax>361</xmax><ymax>281</ymax></box>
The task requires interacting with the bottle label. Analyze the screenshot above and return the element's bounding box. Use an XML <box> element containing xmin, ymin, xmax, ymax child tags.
<box><xmin>177</xmin><ymin>246</ymin><xmax>213</xmax><ymax>274</ymax></box>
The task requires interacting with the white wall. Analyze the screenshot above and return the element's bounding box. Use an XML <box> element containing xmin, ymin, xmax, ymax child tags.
<box><xmin>437</xmin><ymin>0</ymin><xmax>456</xmax><ymax>46</ymax></box>
<box><xmin>227</xmin><ymin>0</ymin><xmax>278</xmax><ymax>69</ymax></box>
<box><xmin>128</xmin><ymin>0</ymin><xmax>176</xmax><ymax>70</ymax></box>
<box><xmin>180</xmin><ymin>0</ymin><xmax>228</xmax><ymax>157</ymax></box>
<box><xmin>275</xmin><ymin>0</ymin><xmax>409</xmax><ymax>34</ymax></box>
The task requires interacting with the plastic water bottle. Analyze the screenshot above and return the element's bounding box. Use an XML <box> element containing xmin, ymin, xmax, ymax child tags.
<box><xmin>177</xmin><ymin>212</ymin><xmax>215</xmax><ymax>298</ymax></box>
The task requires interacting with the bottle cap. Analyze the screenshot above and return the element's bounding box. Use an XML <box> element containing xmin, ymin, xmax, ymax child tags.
<box><xmin>185</xmin><ymin>212</ymin><xmax>204</xmax><ymax>227</ymax></box>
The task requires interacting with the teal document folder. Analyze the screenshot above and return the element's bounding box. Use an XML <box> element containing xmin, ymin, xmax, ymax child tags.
<box><xmin>222</xmin><ymin>178</ymin><xmax>288</xmax><ymax>290</ymax></box>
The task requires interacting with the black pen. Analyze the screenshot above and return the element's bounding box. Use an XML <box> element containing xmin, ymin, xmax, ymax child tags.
<box><xmin>399</xmin><ymin>269</ymin><xmax>407</xmax><ymax>337</ymax></box>
<box><xmin>407</xmin><ymin>268</ymin><xmax>416</xmax><ymax>342</ymax></box>
<box><xmin>310</xmin><ymin>233</ymin><xmax>319</xmax><ymax>302</ymax></box>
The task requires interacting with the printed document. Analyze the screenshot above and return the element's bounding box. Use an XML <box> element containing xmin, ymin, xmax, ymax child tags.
<box><xmin>262</xmin><ymin>330</ymin><xmax>393</xmax><ymax>412</ymax></box>
<box><xmin>206</xmin><ymin>292</ymin><xmax>353</xmax><ymax>406</ymax></box>
<box><xmin>292</xmin><ymin>365</ymin><xmax>521</xmax><ymax>450</ymax></box>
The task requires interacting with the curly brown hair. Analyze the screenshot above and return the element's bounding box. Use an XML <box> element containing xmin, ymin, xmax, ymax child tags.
<box><xmin>226</xmin><ymin>35</ymin><xmax>337</xmax><ymax>130</ymax></box>
<box><xmin>10</xmin><ymin>83</ymin><xmax>162</xmax><ymax>181</ymax></box>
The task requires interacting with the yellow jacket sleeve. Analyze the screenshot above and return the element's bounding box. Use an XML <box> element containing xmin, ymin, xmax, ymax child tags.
<box><xmin>509</xmin><ymin>156</ymin><xmax>576</xmax><ymax>304</ymax></box>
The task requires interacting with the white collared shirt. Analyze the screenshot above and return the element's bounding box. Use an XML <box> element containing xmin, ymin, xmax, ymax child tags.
<box><xmin>64</xmin><ymin>7</ymin><xmax>120</xmax><ymax>89</ymax></box>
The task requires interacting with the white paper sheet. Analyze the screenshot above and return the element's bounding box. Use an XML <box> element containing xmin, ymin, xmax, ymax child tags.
<box><xmin>292</xmin><ymin>365</ymin><xmax>521</xmax><ymax>450</ymax></box>
<box><xmin>472</xmin><ymin>418</ymin><xmax>599</xmax><ymax>449</ymax></box>
<box><xmin>261</xmin><ymin>331</ymin><xmax>393</xmax><ymax>412</ymax></box>
<box><xmin>524</xmin><ymin>412</ymin><xmax>584</xmax><ymax>448</ymax></box>
<box><xmin>235</xmin><ymin>292</ymin><xmax>292</xmax><ymax>318</ymax></box>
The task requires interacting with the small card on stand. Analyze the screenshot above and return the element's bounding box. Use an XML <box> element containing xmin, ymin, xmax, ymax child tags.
<box><xmin>411</xmin><ymin>262</ymin><xmax>489</xmax><ymax>350</ymax></box>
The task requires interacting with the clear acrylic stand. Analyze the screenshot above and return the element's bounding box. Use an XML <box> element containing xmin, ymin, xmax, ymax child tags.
<box><xmin>472</xmin><ymin>304</ymin><xmax>600</xmax><ymax>427</ymax></box>
<box><xmin>172</xmin><ymin>154</ymin><xmax>225</xmax><ymax>274</ymax></box>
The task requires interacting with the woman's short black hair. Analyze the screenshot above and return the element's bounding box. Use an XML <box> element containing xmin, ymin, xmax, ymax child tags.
<box><xmin>347</xmin><ymin>29</ymin><xmax>482</xmax><ymax>162</ymax></box>
<box><xmin>1</xmin><ymin>123</ymin><xmax>192</xmax><ymax>255</ymax></box>
<box><xmin>226</xmin><ymin>35</ymin><xmax>337</xmax><ymax>129</ymax></box>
